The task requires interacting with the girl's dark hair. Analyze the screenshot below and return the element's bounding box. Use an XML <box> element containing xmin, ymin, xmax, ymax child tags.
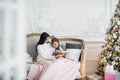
<box><xmin>36</xmin><ymin>32</ymin><xmax>49</xmax><ymax>52</ymax></box>
<box><xmin>51</xmin><ymin>37</ymin><xmax>60</xmax><ymax>50</ymax></box>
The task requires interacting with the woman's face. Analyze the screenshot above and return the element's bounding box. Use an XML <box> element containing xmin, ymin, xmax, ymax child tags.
<box><xmin>52</xmin><ymin>41</ymin><xmax>59</xmax><ymax>48</ymax></box>
<box><xmin>44</xmin><ymin>37</ymin><xmax>50</xmax><ymax>43</ymax></box>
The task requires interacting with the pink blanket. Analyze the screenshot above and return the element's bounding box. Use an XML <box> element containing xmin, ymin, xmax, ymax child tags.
<box><xmin>27</xmin><ymin>57</ymin><xmax>80</xmax><ymax>80</ymax></box>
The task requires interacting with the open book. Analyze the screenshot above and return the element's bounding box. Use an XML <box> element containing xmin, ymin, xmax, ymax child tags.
<box><xmin>53</xmin><ymin>50</ymin><xmax>67</xmax><ymax>56</ymax></box>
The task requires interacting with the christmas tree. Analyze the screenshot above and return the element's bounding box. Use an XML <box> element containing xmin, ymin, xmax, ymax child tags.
<box><xmin>96</xmin><ymin>0</ymin><xmax>120</xmax><ymax>77</ymax></box>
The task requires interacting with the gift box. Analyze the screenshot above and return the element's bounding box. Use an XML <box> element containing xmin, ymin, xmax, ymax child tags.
<box><xmin>115</xmin><ymin>73</ymin><xmax>120</xmax><ymax>80</ymax></box>
<box><xmin>105</xmin><ymin>72</ymin><xmax>116</xmax><ymax>80</ymax></box>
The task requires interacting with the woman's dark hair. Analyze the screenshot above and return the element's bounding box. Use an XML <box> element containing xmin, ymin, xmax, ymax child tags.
<box><xmin>36</xmin><ymin>32</ymin><xmax>50</xmax><ymax>52</ymax></box>
<box><xmin>51</xmin><ymin>37</ymin><xmax>60</xmax><ymax>50</ymax></box>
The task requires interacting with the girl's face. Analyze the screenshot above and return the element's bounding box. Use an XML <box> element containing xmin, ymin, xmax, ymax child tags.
<box><xmin>52</xmin><ymin>41</ymin><xmax>59</xmax><ymax>48</ymax></box>
<box><xmin>44</xmin><ymin>37</ymin><xmax>50</xmax><ymax>43</ymax></box>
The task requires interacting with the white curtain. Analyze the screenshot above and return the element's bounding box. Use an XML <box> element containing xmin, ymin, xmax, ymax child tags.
<box><xmin>0</xmin><ymin>0</ymin><xmax>26</xmax><ymax>80</ymax></box>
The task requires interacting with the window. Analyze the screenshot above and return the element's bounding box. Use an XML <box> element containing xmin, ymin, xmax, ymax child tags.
<box><xmin>0</xmin><ymin>0</ymin><xmax>26</xmax><ymax>80</ymax></box>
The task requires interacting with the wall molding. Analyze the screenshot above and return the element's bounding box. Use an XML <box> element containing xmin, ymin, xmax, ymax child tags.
<box><xmin>25</xmin><ymin>0</ymin><xmax>117</xmax><ymax>41</ymax></box>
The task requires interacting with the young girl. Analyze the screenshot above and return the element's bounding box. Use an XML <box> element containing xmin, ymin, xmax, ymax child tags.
<box><xmin>51</xmin><ymin>37</ymin><xmax>63</xmax><ymax>51</ymax></box>
<box><xmin>51</xmin><ymin>37</ymin><xmax>65</xmax><ymax>58</ymax></box>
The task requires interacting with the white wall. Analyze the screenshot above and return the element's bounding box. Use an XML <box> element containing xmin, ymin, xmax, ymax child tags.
<box><xmin>25</xmin><ymin>0</ymin><xmax>118</xmax><ymax>41</ymax></box>
<box><xmin>25</xmin><ymin>0</ymin><xmax>111</xmax><ymax>41</ymax></box>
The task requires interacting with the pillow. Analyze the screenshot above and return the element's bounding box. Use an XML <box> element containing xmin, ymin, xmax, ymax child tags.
<box><xmin>66</xmin><ymin>43</ymin><xmax>81</xmax><ymax>49</ymax></box>
<box><xmin>65</xmin><ymin>43</ymin><xmax>81</xmax><ymax>61</ymax></box>
<box><xmin>66</xmin><ymin>49</ymin><xmax>81</xmax><ymax>61</ymax></box>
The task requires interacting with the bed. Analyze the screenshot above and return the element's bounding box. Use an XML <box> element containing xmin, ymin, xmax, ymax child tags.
<box><xmin>26</xmin><ymin>33</ymin><xmax>87</xmax><ymax>79</ymax></box>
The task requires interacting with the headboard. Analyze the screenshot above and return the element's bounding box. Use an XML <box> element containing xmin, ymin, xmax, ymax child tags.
<box><xmin>26</xmin><ymin>33</ymin><xmax>85</xmax><ymax>59</ymax></box>
<box><xmin>26</xmin><ymin>33</ymin><xmax>86</xmax><ymax>76</ymax></box>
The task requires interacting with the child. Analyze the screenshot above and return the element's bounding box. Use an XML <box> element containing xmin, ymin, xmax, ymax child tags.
<box><xmin>51</xmin><ymin>37</ymin><xmax>66</xmax><ymax>58</ymax></box>
<box><xmin>51</xmin><ymin>37</ymin><xmax>63</xmax><ymax>51</ymax></box>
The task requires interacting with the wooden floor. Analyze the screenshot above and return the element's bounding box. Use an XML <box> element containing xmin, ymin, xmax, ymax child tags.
<box><xmin>75</xmin><ymin>76</ymin><xmax>87</xmax><ymax>80</ymax></box>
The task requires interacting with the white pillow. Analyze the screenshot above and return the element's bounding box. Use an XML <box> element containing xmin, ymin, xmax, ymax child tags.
<box><xmin>66</xmin><ymin>49</ymin><xmax>81</xmax><ymax>61</ymax></box>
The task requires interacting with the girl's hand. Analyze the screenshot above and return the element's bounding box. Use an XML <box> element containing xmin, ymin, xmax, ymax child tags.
<box><xmin>55</xmin><ymin>54</ymin><xmax>64</xmax><ymax>58</ymax></box>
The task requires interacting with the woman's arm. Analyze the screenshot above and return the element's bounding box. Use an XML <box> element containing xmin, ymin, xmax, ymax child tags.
<box><xmin>37</xmin><ymin>45</ymin><xmax>55</xmax><ymax>59</ymax></box>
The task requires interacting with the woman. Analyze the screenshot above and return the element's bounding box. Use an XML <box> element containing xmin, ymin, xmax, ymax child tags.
<box><xmin>27</xmin><ymin>32</ymin><xmax>80</xmax><ymax>80</ymax></box>
<box><xmin>36</xmin><ymin>32</ymin><xmax>56</xmax><ymax>59</ymax></box>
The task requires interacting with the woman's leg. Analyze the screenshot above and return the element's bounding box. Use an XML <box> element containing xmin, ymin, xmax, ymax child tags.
<box><xmin>27</xmin><ymin>63</ymin><xmax>43</xmax><ymax>80</ymax></box>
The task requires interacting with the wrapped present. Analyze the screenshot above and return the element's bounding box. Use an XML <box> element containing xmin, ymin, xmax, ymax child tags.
<box><xmin>105</xmin><ymin>72</ymin><xmax>116</xmax><ymax>80</ymax></box>
<box><xmin>116</xmin><ymin>73</ymin><xmax>120</xmax><ymax>80</ymax></box>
